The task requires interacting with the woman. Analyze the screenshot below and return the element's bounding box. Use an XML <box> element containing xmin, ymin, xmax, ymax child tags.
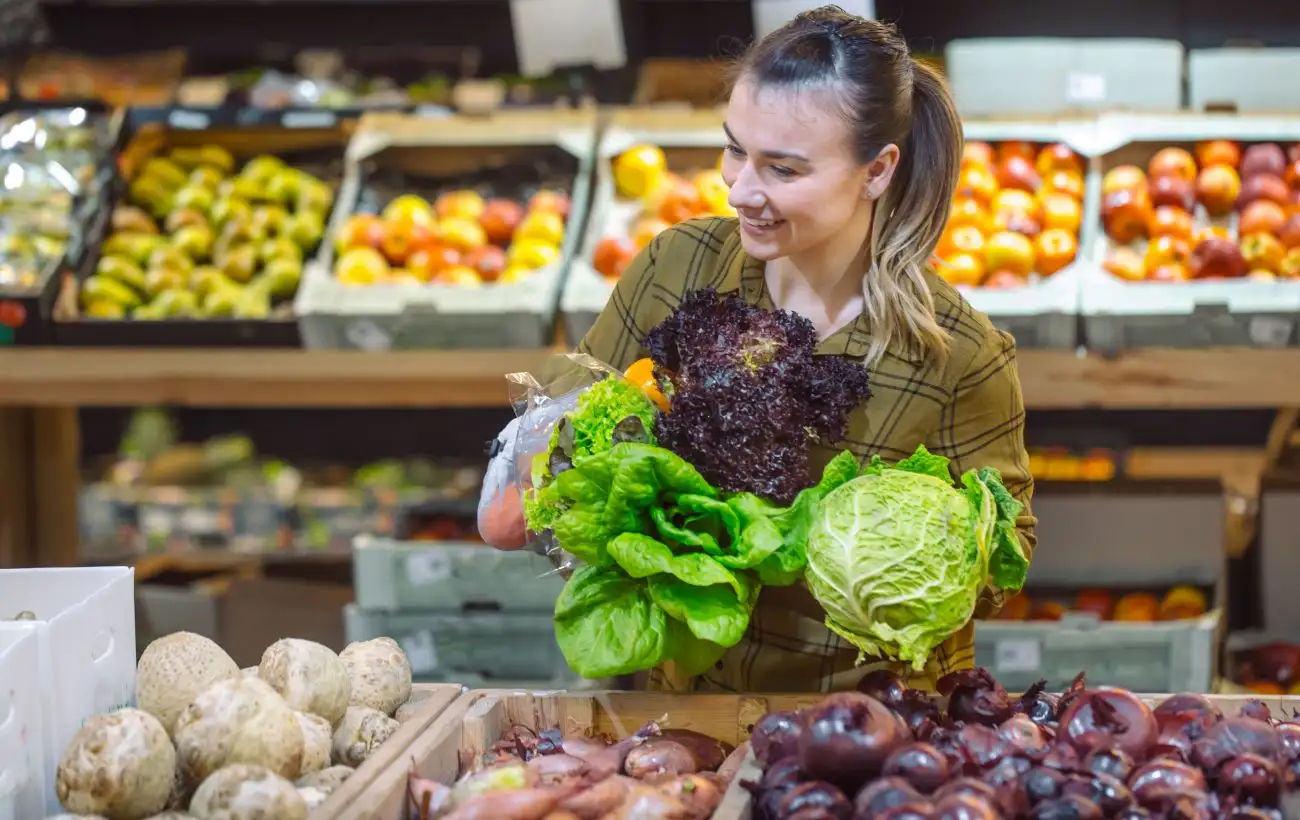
<box><xmin>486</xmin><ymin>6</ymin><xmax>1036</xmax><ymax>693</ymax></box>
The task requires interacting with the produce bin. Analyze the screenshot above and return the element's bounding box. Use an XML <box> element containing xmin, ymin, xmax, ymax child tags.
<box><xmin>338</xmin><ymin>689</ymin><xmax>823</xmax><ymax>819</ymax></box>
<box><xmin>0</xmin><ymin>628</ymin><xmax>43</xmax><ymax>820</ymax></box>
<box><xmin>944</xmin><ymin>38</ymin><xmax>1184</xmax><ymax>116</ymax></box>
<box><xmin>343</xmin><ymin>605</ymin><xmax>577</xmax><ymax>687</ymax></box>
<box><xmin>352</xmin><ymin>535</ymin><xmax>564</xmax><ymax>612</ymax></box>
<box><xmin>1188</xmin><ymin>48</ymin><xmax>1300</xmax><ymax>113</ymax></box>
<box><xmin>1260</xmin><ymin>490</ymin><xmax>1300</xmax><ymax>640</ymax></box>
<box><xmin>53</xmin><ymin>106</ymin><xmax>357</xmax><ymax>347</ymax></box>
<box><xmin>296</xmin><ymin>110</ymin><xmax>598</xmax><ymax>349</ymax></box>
<box><xmin>0</xmin><ymin>100</ymin><xmax>117</xmax><ymax>346</ymax></box>
<box><xmin>953</xmin><ymin>120</ymin><xmax>1101</xmax><ymax>349</ymax></box>
<box><xmin>562</xmin><ymin>108</ymin><xmax>725</xmax><ymax>347</ymax></box>
<box><xmin>1080</xmin><ymin>113</ymin><xmax>1300</xmax><ymax>350</ymax></box>
<box><xmin>0</xmin><ymin>567</ymin><xmax>136</xmax><ymax>815</ymax></box>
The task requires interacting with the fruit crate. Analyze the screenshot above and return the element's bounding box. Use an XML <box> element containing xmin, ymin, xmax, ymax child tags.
<box><xmin>352</xmin><ymin>535</ymin><xmax>564</xmax><ymax>613</ymax></box>
<box><xmin>296</xmin><ymin>109</ymin><xmax>597</xmax><ymax>350</ymax></box>
<box><xmin>0</xmin><ymin>99</ymin><xmax>118</xmax><ymax>346</ymax></box>
<box><xmin>52</xmin><ymin>106</ymin><xmax>356</xmax><ymax>347</ymax></box>
<box><xmin>949</xmin><ymin>121</ymin><xmax>1102</xmax><ymax>349</ymax></box>
<box><xmin>335</xmin><ymin>689</ymin><xmax>823</xmax><ymax>820</ymax></box>
<box><xmin>1188</xmin><ymin>48</ymin><xmax>1300</xmax><ymax>114</ymax></box>
<box><xmin>342</xmin><ymin>605</ymin><xmax>578</xmax><ymax>686</ymax></box>
<box><xmin>562</xmin><ymin>107</ymin><xmax>726</xmax><ymax>347</ymax></box>
<box><xmin>1080</xmin><ymin>113</ymin><xmax>1300</xmax><ymax>351</ymax></box>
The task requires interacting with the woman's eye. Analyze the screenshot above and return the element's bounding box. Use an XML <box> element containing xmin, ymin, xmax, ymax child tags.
<box><xmin>770</xmin><ymin>166</ymin><xmax>796</xmax><ymax>178</ymax></box>
<box><xmin>725</xmin><ymin>144</ymin><xmax>745</xmax><ymax>158</ymax></box>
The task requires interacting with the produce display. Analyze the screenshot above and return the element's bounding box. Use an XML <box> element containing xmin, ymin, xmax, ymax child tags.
<box><xmin>1100</xmin><ymin>140</ymin><xmax>1300</xmax><ymax>282</ymax></box>
<box><xmin>0</xmin><ymin>108</ymin><xmax>107</xmax><ymax>293</ymax></box>
<box><xmin>331</xmin><ymin>183</ymin><xmax>571</xmax><ymax>287</ymax></box>
<box><xmin>589</xmin><ymin>143</ymin><xmax>732</xmax><ymax>281</ymax></box>
<box><xmin>512</xmin><ymin>288</ymin><xmax>1027</xmax><ymax>679</ymax></box>
<box><xmin>406</xmin><ymin>719</ymin><xmax>748</xmax><ymax>818</ymax></box>
<box><xmin>79</xmin><ymin>147</ymin><xmax>334</xmax><ymax>320</ymax></box>
<box><xmin>936</xmin><ymin>141</ymin><xmax>1086</xmax><ymax>289</ymax></box>
<box><xmin>992</xmin><ymin>586</ymin><xmax>1210</xmax><ymax>624</ymax></box>
<box><xmin>1026</xmin><ymin>449</ymin><xmax>1118</xmax><ymax>483</ymax></box>
<box><xmin>1236</xmin><ymin>643</ymin><xmax>1300</xmax><ymax>695</ymax></box>
<box><xmin>52</xmin><ymin>630</ymin><xmax>417</xmax><ymax>818</ymax></box>
<box><xmin>743</xmin><ymin>668</ymin><xmax>1300</xmax><ymax>819</ymax></box>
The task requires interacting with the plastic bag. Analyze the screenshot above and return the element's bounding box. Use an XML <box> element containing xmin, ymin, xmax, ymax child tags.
<box><xmin>476</xmin><ymin>352</ymin><xmax>625</xmax><ymax>567</ymax></box>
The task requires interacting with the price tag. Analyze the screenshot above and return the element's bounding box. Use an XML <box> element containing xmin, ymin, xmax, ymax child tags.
<box><xmin>345</xmin><ymin>320</ymin><xmax>393</xmax><ymax>351</ymax></box>
<box><xmin>405</xmin><ymin>551</ymin><xmax>453</xmax><ymax>587</ymax></box>
<box><xmin>167</xmin><ymin>109</ymin><xmax>212</xmax><ymax>130</ymax></box>
<box><xmin>994</xmin><ymin>639</ymin><xmax>1042</xmax><ymax>673</ymax></box>
<box><xmin>1066</xmin><ymin>72</ymin><xmax>1107</xmax><ymax>104</ymax></box>
<box><xmin>400</xmin><ymin>630</ymin><xmax>439</xmax><ymax>674</ymax></box>
<box><xmin>282</xmin><ymin>110</ymin><xmax>338</xmax><ymax>129</ymax></box>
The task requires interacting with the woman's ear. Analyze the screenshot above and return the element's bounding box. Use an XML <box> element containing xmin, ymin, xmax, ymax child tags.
<box><xmin>862</xmin><ymin>143</ymin><xmax>902</xmax><ymax>200</ymax></box>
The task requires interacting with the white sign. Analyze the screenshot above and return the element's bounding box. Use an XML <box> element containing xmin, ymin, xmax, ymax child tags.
<box><xmin>1066</xmin><ymin>71</ymin><xmax>1107</xmax><ymax>104</ymax></box>
<box><xmin>994</xmin><ymin>638</ymin><xmax>1042</xmax><ymax>673</ymax></box>
<box><xmin>405</xmin><ymin>552</ymin><xmax>453</xmax><ymax>588</ymax></box>
<box><xmin>511</xmin><ymin>0</ymin><xmax>627</xmax><ymax>77</ymax></box>
<box><xmin>399</xmin><ymin>630</ymin><xmax>439</xmax><ymax>675</ymax></box>
<box><xmin>753</xmin><ymin>0</ymin><xmax>874</xmax><ymax>40</ymax></box>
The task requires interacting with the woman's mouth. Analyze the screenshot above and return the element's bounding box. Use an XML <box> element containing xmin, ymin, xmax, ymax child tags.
<box><xmin>740</xmin><ymin>215</ymin><xmax>785</xmax><ymax>236</ymax></box>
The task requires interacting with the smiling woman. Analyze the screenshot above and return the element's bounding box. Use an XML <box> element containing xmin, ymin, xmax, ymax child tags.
<box><xmin>482</xmin><ymin>4</ymin><xmax>1037</xmax><ymax>695</ymax></box>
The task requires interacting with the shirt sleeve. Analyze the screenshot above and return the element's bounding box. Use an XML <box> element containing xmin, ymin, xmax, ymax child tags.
<box><xmin>927</xmin><ymin>326</ymin><xmax>1037</xmax><ymax>618</ymax></box>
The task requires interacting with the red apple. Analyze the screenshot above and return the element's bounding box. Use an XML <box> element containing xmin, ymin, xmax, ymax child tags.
<box><xmin>479</xmin><ymin>199</ymin><xmax>524</xmax><ymax>246</ymax></box>
<box><xmin>1149</xmin><ymin>175</ymin><xmax>1196</xmax><ymax>212</ymax></box>
<box><xmin>1148</xmin><ymin>147</ymin><xmax>1197</xmax><ymax>183</ymax></box>
<box><xmin>1102</xmin><ymin>187</ymin><xmax>1154</xmax><ymax>244</ymax></box>
<box><xmin>1241</xmin><ymin>143</ymin><xmax>1288</xmax><ymax>180</ymax></box>
<box><xmin>1189</xmin><ymin>237</ymin><xmax>1247</xmax><ymax>279</ymax></box>
<box><xmin>983</xmin><ymin>270</ymin><xmax>1028</xmax><ymax>289</ymax></box>
<box><xmin>1196</xmin><ymin>164</ymin><xmax>1242</xmax><ymax>216</ymax></box>
<box><xmin>462</xmin><ymin>245</ymin><xmax>508</xmax><ymax>281</ymax></box>
<box><xmin>995</xmin><ymin>155</ymin><xmax>1042</xmax><ymax>193</ymax></box>
<box><xmin>1290</xmin><ymin>143</ymin><xmax>1300</xmax><ymax>164</ymax></box>
<box><xmin>1280</xmin><ymin>214</ymin><xmax>1300</xmax><ymax>249</ymax></box>
<box><xmin>1238</xmin><ymin>174</ymin><xmax>1291</xmax><ymax>210</ymax></box>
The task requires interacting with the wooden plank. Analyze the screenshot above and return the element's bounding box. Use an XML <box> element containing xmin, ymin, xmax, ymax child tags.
<box><xmin>0</xmin><ymin>408</ymin><xmax>32</xmax><ymax>567</ymax></box>
<box><xmin>314</xmin><ymin>682</ymin><xmax>465</xmax><ymax>820</ymax></box>
<box><xmin>2</xmin><ymin>347</ymin><xmax>1300</xmax><ymax>409</ymax></box>
<box><xmin>28</xmin><ymin>407</ymin><xmax>81</xmax><ymax>567</ymax></box>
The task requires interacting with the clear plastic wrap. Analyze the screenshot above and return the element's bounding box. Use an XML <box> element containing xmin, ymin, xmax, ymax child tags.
<box><xmin>476</xmin><ymin>353</ymin><xmax>624</xmax><ymax>567</ymax></box>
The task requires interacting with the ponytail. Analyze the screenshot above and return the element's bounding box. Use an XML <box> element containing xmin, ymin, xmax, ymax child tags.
<box><xmin>862</xmin><ymin>59</ymin><xmax>962</xmax><ymax>367</ymax></box>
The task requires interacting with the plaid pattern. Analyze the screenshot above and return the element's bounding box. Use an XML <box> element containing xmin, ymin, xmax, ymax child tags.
<box><xmin>578</xmin><ymin>217</ymin><xmax>1036</xmax><ymax>694</ymax></box>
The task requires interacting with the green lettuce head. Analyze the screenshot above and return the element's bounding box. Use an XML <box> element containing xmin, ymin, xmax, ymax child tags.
<box><xmin>803</xmin><ymin>445</ymin><xmax>1029</xmax><ymax>670</ymax></box>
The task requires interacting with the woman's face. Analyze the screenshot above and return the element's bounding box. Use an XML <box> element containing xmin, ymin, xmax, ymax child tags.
<box><xmin>721</xmin><ymin>78</ymin><xmax>879</xmax><ymax>262</ymax></box>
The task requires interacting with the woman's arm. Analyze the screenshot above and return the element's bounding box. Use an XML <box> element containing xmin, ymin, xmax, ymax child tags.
<box><xmin>927</xmin><ymin>325</ymin><xmax>1036</xmax><ymax>617</ymax></box>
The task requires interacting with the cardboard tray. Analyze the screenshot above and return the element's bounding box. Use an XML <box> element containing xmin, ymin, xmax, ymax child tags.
<box><xmin>295</xmin><ymin>109</ymin><xmax>598</xmax><ymax>350</ymax></box>
<box><xmin>52</xmin><ymin>106</ymin><xmax>357</xmax><ymax>348</ymax></box>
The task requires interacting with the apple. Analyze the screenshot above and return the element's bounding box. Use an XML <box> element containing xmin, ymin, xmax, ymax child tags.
<box><xmin>1281</xmin><ymin>247</ymin><xmax>1300</xmax><ymax>278</ymax></box>
<box><xmin>1148</xmin><ymin>147</ymin><xmax>1197</xmax><ymax>183</ymax></box>
<box><xmin>1189</xmin><ymin>237</ymin><xmax>1246</xmax><ymax>279</ymax></box>
<box><xmin>984</xmin><ymin>231</ymin><xmax>1035</xmax><ymax>276</ymax></box>
<box><xmin>1241</xmin><ymin>143</ymin><xmax>1288</xmax><ymax>180</ymax></box>
<box><xmin>463</xmin><ymin>245</ymin><xmax>508</xmax><ymax>281</ymax></box>
<box><xmin>515</xmin><ymin>210</ymin><xmax>566</xmax><ymax>247</ymax></box>
<box><xmin>528</xmin><ymin>189</ymin><xmax>571</xmax><ymax>220</ymax></box>
<box><xmin>996</xmin><ymin>141</ymin><xmax>1036</xmax><ymax>165</ymax></box>
<box><xmin>1196</xmin><ymin>140</ymin><xmax>1241</xmax><ymax>169</ymax></box>
<box><xmin>335</xmin><ymin>214</ymin><xmax>385</xmax><ymax>252</ymax></box>
<box><xmin>1237</xmin><ymin>174</ymin><xmax>1291</xmax><ymax>209</ymax></box>
<box><xmin>949</xmin><ymin>198</ymin><xmax>994</xmax><ymax>235</ymax></box>
<box><xmin>962</xmin><ymin>142</ymin><xmax>995</xmax><ymax>168</ymax></box>
<box><xmin>592</xmin><ymin>235</ymin><xmax>638</xmax><ymax>279</ymax></box>
<box><xmin>1034</xmin><ymin>228</ymin><xmax>1077</xmax><ymax>276</ymax></box>
<box><xmin>379</xmin><ymin>219</ymin><xmax>434</xmax><ymax>265</ymax></box>
<box><xmin>1195</xmin><ymin>225</ymin><xmax>1233</xmax><ymax>246</ymax></box>
<box><xmin>335</xmin><ymin>246</ymin><xmax>390</xmax><ymax>286</ymax></box>
<box><xmin>992</xmin><ymin>189</ymin><xmax>1041</xmax><ymax>220</ymax></box>
<box><xmin>1102</xmin><ymin>187</ymin><xmax>1153</xmax><ymax>244</ymax></box>
<box><xmin>438</xmin><ymin>217</ymin><xmax>488</xmax><ymax>253</ymax></box>
<box><xmin>479</xmin><ymin>199</ymin><xmax>524</xmax><ymax>246</ymax></box>
<box><xmin>938</xmin><ymin>224</ymin><xmax>986</xmax><ymax>259</ymax></box>
<box><xmin>693</xmin><ymin>169</ymin><xmax>732</xmax><ymax>215</ymax></box>
<box><xmin>955</xmin><ymin>165</ymin><xmax>998</xmax><ymax>205</ymax></box>
<box><xmin>996</xmin><ymin>211</ymin><xmax>1042</xmax><ymax>238</ymax></box>
<box><xmin>1285</xmin><ymin>160</ymin><xmax>1300</xmax><ymax>191</ymax></box>
<box><xmin>434</xmin><ymin>264</ymin><xmax>483</xmax><ymax>287</ymax></box>
<box><xmin>657</xmin><ymin>180</ymin><xmax>706</xmax><ymax>224</ymax></box>
<box><xmin>938</xmin><ymin>252</ymin><xmax>985</xmax><ymax>287</ymax></box>
<box><xmin>1143</xmin><ymin>235</ymin><xmax>1191</xmax><ymax>275</ymax></box>
<box><xmin>1148</xmin><ymin>205</ymin><xmax>1194</xmax><ymax>241</ymax></box>
<box><xmin>1241</xmin><ymin>232</ymin><xmax>1287</xmax><ymax>273</ymax></box>
<box><xmin>1148</xmin><ymin>263</ymin><xmax>1190</xmax><ymax>283</ymax></box>
<box><xmin>1240</xmin><ymin>200</ymin><xmax>1287</xmax><ymax>237</ymax></box>
<box><xmin>1279</xmin><ymin>214</ymin><xmax>1300</xmax><ymax>249</ymax></box>
<box><xmin>1036</xmin><ymin>143</ymin><xmax>1083</xmax><ymax>178</ymax></box>
<box><xmin>630</xmin><ymin>217</ymin><xmax>670</xmax><ymax>249</ymax></box>
<box><xmin>1193</xmin><ymin>164</ymin><xmax>1241</xmax><ymax>217</ymax></box>
<box><xmin>1041</xmin><ymin>192</ymin><xmax>1083</xmax><ymax>234</ymax></box>
<box><xmin>1104</xmin><ymin>247</ymin><xmax>1145</xmax><ymax>282</ymax></box>
<box><xmin>1103</xmin><ymin>165</ymin><xmax>1147</xmax><ymax>195</ymax></box>
<box><xmin>983</xmin><ymin>270</ymin><xmax>1028</xmax><ymax>289</ymax></box>
<box><xmin>382</xmin><ymin>194</ymin><xmax>436</xmax><ymax>227</ymax></box>
<box><xmin>508</xmin><ymin>239</ymin><xmax>560</xmax><ymax>270</ymax></box>
<box><xmin>995</xmin><ymin>156</ymin><xmax>1041</xmax><ymax>193</ymax></box>
<box><xmin>1042</xmin><ymin>170</ymin><xmax>1085</xmax><ymax>201</ymax></box>
<box><xmin>1149</xmin><ymin>175</ymin><xmax>1196</xmax><ymax>212</ymax></box>
<box><xmin>406</xmin><ymin>245</ymin><xmax>460</xmax><ymax>282</ymax></box>
<box><xmin>434</xmin><ymin>190</ymin><xmax>486</xmax><ymax>222</ymax></box>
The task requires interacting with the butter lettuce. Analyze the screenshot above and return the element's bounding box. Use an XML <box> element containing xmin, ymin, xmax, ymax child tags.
<box><xmin>804</xmin><ymin>445</ymin><xmax>1028</xmax><ymax>671</ymax></box>
<box><xmin>550</xmin><ymin>443</ymin><xmax>858</xmax><ymax>679</ymax></box>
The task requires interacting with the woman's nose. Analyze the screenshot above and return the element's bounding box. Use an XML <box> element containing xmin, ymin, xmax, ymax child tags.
<box><xmin>727</xmin><ymin>164</ymin><xmax>764</xmax><ymax>210</ymax></box>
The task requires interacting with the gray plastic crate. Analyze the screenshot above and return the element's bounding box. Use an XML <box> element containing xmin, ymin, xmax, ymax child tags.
<box><xmin>344</xmin><ymin>604</ymin><xmax>579</xmax><ymax>685</ymax></box>
<box><xmin>975</xmin><ymin>612</ymin><xmax>1219</xmax><ymax>694</ymax></box>
<box><xmin>297</xmin><ymin>113</ymin><xmax>599</xmax><ymax>350</ymax></box>
<box><xmin>352</xmin><ymin>535</ymin><xmax>565</xmax><ymax>613</ymax></box>
<box><xmin>1189</xmin><ymin>49</ymin><xmax>1300</xmax><ymax>113</ymax></box>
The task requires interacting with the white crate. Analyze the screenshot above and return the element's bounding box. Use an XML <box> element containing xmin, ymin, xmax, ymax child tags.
<box><xmin>0</xmin><ymin>567</ymin><xmax>136</xmax><ymax>815</ymax></box>
<box><xmin>0</xmin><ymin>628</ymin><xmax>42</xmax><ymax>820</ymax></box>
<box><xmin>1189</xmin><ymin>48</ymin><xmax>1300</xmax><ymax>113</ymax></box>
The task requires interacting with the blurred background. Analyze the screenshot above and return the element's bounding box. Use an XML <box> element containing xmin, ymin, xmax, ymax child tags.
<box><xmin>3</xmin><ymin>0</ymin><xmax>1300</xmax><ymax>696</ymax></box>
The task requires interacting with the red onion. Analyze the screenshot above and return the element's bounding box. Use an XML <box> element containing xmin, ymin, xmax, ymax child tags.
<box><xmin>1031</xmin><ymin>794</ymin><xmax>1102</xmax><ymax>820</ymax></box>
<box><xmin>957</xmin><ymin>724</ymin><xmax>1014</xmax><ymax>771</ymax></box>
<box><xmin>1000</xmin><ymin>713</ymin><xmax>1052</xmax><ymax>758</ymax></box>
<box><xmin>939</xmin><ymin>669</ymin><xmax>1013</xmax><ymax>727</ymax></box>
<box><xmin>1152</xmin><ymin>694</ymin><xmax>1223</xmax><ymax>735</ymax></box>
<box><xmin>777</xmin><ymin>781</ymin><xmax>852</xmax><ymax>819</ymax></box>
<box><xmin>853</xmin><ymin>777</ymin><xmax>922</xmax><ymax>819</ymax></box>
<box><xmin>751</xmin><ymin>711</ymin><xmax>803</xmax><ymax>767</ymax></box>
<box><xmin>1127</xmin><ymin>759</ymin><xmax>1207</xmax><ymax>808</ymax></box>
<box><xmin>1058</xmin><ymin>689</ymin><xmax>1157</xmax><ymax>760</ymax></box>
<box><xmin>1216</xmin><ymin>753</ymin><xmax>1282</xmax><ymax>807</ymax></box>
<box><xmin>934</xmin><ymin>794</ymin><xmax>999</xmax><ymax>820</ymax></box>
<box><xmin>858</xmin><ymin>670</ymin><xmax>907</xmax><ymax>707</ymax></box>
<box><xmin>798</xmin><ymin>692</ymin><xmax>904</xmax><ymax>794</ymax></box>
<box><xmin>1192</xmin><ymin>717</ymin><xmax>1283</xmax><ymax>771</ymax></box>
<box><xmin>882</xmin><ymin>743</ymin><xmax>949</xmax><ymax>794</ymax></box>
<box><xmin>1273</xmin><ymin>721</ymin><xmax>1300</xmax><ymax>763</ymax></box>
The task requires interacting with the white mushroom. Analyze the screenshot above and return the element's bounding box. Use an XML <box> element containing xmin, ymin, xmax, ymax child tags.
<box><xmin>136</xmin><ymin>632</ymin><xmax>240</xmax><ymax>735</ymax></box>
<box><xmin>55</xmin><ymin>708</ymin><xmax>176</xmax><ymax>820</ymax></box>
<box><xmin>340</xmin><ymin>637</ymin><xmax>412</xmax><ymax>716</ymax></box>
<box><xmin>173</xmin><ymin>677</ymin><xmax>304</xmax><ymax>783</ymax></box>
<box><xmin>258</xmin><ymin>639</ymin><xmax>350</xmax><ymax>725</ymax></box>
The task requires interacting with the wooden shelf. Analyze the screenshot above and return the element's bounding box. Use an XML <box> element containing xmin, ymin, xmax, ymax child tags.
<box><xmin>0</xmin><ymin>346</ymin><xmax>1297</xmax><ymax>409</ymax></box>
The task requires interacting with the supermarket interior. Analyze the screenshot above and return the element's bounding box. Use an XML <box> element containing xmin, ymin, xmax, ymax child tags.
<box><xmin>10</xmin><ymin>0</ymin><xmax>1300</xmax><ymax>817</ymax></box>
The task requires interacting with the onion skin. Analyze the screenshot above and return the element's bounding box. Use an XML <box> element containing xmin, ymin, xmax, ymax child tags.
<box><xmin>1217</xmin><ymin>753</ymin><xmax>1282</xmax><ymax>807</ymax></box>
<box><xmin>881</xmin><ymin>743</ymin><xmax>949</xmax><ymax>794</ymax></box>
<box><xmin>1127</xmin><ymin>759</ymin><xmax>1206</xmax><ymax>809</ymax></box>
<box><xmin>798</xmin><ymin>692</ymin><xmax>905</xmax><ymax>794</ymax></box>
<box><xmin>1152</xmin><ymin>694</ymin><xmax>1223</xmax><ymax>735</ymax></box>
<box><xmin>956</xmin><ymin>724</ymin><xmax>1014</xmax><ymax>771</ymax></box>
<box><xmin>1192</xmin><ymin>717</ymin><xmax>1283</xmax><ymax>771</ymax></box>
<box><xmin>1000</xmin><ymin>714</ymin><xmax>1052</xmax><ymax>759</ymax></box>
<box><xmin>751</xmin><ymin>711</ymin><xmax>803</xmax><ymax>768</ymax></box>
<box><xmin>939</xmin><ymin>669</ymin><xmax>1013</xmax><ymax>727</ymax></box>
<box><xmin>1058</xmin><ymin>689</ymin><xmax>1157</xmax><ymax>761</ymax></box>
<box><xmin>656</xmin><ymin>728</ymin><xmax>733</xmax><ymax>771</ymax></box>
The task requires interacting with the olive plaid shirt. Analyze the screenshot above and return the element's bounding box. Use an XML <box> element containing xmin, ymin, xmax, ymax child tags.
<box><xmin>576</xmin><ymin>216</ymin><xmax>1036</xmax><ymax>693</ymax></box>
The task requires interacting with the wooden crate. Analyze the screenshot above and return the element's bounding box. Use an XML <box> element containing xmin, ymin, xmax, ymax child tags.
<box><xmin>311</xmin><ymin>682</ymin><xmax>464</xmax><ymax>819</ymax></box>
<box><xmin>714</xmin><ymin>694</ymin><xmax>1300</xmax><ymax>820</ymax></box>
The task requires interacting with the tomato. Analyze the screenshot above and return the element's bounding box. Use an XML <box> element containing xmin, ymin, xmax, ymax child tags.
<box><xmin>624</xmin><ymin>357</ymin><xmax>670</xmax><ymax>413</ymax></box>
<box><xmin>0</xmin><ymin>300</ymin><xmax>27</xmax><ymax>329</ymax></box>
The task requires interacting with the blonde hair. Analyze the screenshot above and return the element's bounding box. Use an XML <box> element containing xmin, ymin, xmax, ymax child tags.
<box><xmin>736</xmin><ymin>7</ymin><xmax>962</xmax><ymax>367</ymax></box>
